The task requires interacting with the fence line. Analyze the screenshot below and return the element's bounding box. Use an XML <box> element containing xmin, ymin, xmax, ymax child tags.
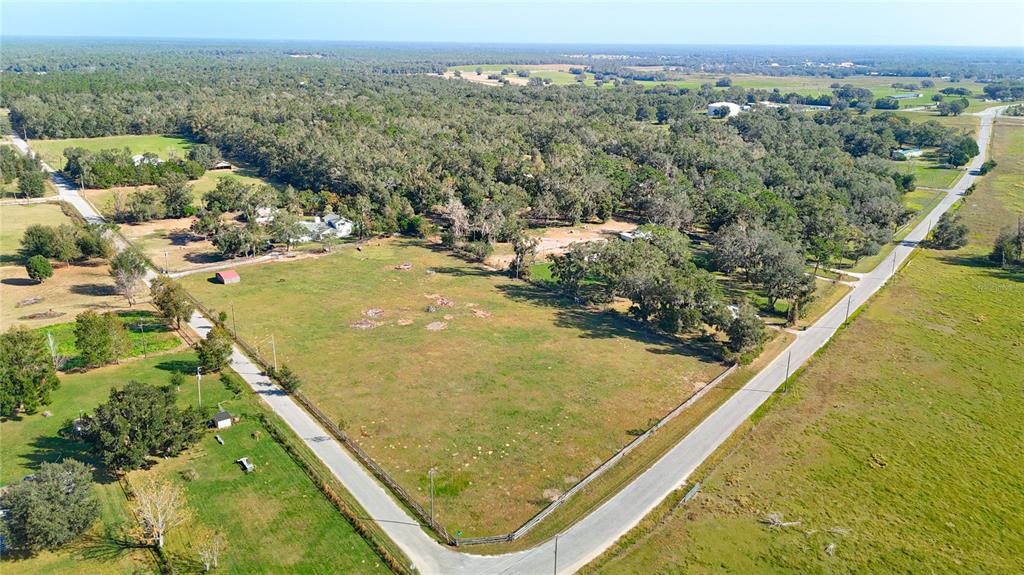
<box><xmin>457</xmin><ymin>362</ymin><xmax>738</xmax><ymax>546</ymax></box>
<box><xmin>181</xmin><ymin>290</ymin><xmax>456</xmax><ymax>546</ymax></box>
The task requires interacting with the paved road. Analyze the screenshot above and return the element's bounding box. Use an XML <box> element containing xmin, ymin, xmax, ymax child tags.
<box><xmin>18</xmin><ymin>107</ymin><xmax>1003</xmax><ymax>574</ymax></box>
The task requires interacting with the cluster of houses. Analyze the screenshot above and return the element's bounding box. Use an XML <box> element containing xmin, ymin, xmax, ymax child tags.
<box><xmin>252</xmin><ymin>209</ymin><xmax>354</xmax><ymax>243</ymax></box>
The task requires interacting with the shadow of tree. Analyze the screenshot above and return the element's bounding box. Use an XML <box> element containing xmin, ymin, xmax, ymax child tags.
<box><xmin>2</xmin><ymin>277</ymin><xmax>37</xmax><ymax>286</ymax></box>
<box><xmin>69</xmin><ymin>283</ymin><xmax>119</xmax><ymax>297</ymax></box>
<box><xmin>497</xmin><ymin>282</ymin><xmax>726</xmax><ymax>364</ymax></box>
<box><xmin>155</xmin><ymin>358</ymin><xmax>199</xmax><ymax>374</ymax></box>
<box><xmin>940</xmin><ymin>253</ymin><xmax>1024</xmax><ymax>283</ymax></box>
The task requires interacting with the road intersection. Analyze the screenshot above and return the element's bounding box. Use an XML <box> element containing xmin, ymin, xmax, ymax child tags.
<box><xmin>15</xmin><ymin>105</ymin><xmax>1002</xmax><ymax>574</ymax></box>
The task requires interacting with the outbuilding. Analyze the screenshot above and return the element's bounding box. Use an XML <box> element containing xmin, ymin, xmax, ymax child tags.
<box><xmin>212</xmin><ymin>411</ymin><xmax>233</xmax><ymax>429</ymax></box>
<box><xmin>215</xmin><ymin>270</ymin><xmax>240</xmax><ymax>285</ymax></box>
<box><xmin>707</xmin><ymin>101</ymin><xmax>742</xmax><ymax>118</ymax></box>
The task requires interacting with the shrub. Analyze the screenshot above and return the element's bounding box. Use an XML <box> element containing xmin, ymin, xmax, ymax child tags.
<box><xmin>461</xmin><ymin>240</ymin><xmax>493</xmax><ymax>262</ymax></box>
<box><xmin>25</xmin><ymin>254</ymin><xmax>53</xmax><ymax>282</ymax></box>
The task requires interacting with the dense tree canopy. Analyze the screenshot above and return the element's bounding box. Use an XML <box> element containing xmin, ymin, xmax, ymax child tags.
<box><xmin>0</xmin><ymin>459</ymin><xmax>99</xmax><ymax>553</ymax></box>
<box><xmin>80</xmin><ymin>381</ymin><xmax>205</xmax><ymax>471</ymax></box>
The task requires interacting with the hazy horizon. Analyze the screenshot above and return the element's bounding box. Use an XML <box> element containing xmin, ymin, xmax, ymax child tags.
<box><xmin>3</xmin><ymin>1</ymin><xmax>1023</xmax><ymax>48</ymax></box>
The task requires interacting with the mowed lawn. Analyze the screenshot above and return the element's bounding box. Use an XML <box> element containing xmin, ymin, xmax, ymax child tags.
<box><xmin>589</xmin><ymin>113</ymin><xmax>1024</xmax><ymax>575</ymax></box>
<box><xmin>0</xmin><ymin>351</ymin><xmax>386</xmax><ymax>574</ymax></box>
<box><xmin>0</xmin><ymin>202</ymin><xmax>70</xmax><ymax>263</ymax></box>
<box><xmin>29</xmin><ymin>135</ymin><xmax>192</xmax><ymax>170</ymax></box>
<box><xmin>181</xmin><ymin>239</ymin><xmax>727</xmax><ymax>535</ymax></box>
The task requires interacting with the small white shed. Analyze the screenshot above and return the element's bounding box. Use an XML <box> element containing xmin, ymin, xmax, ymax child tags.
<box><xmin>212</xmin><ymin>411</ymin><xmax>233</xmax><ymax>429</ymax></box>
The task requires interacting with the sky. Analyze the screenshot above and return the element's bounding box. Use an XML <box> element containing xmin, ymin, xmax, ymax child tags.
<box><xmin>2</xmin><ymin>1</ymin><xmax>1023</xmax><ymax>47</ymax></box>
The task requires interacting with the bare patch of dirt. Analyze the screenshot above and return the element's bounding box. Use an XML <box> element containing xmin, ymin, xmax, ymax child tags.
<box><xmin>487</xmin><ymin>218</ymin><xmax>636</xmax><ymax>268</ymax></box>
<box><xmin>425</xmin><ymin>321</ymin><xmax>448</xmax><ymax>331</ymax></box>
<box><xmin>351</xmin><ymin>319</ymin><xmax>382</xmax><ymax>330</ymax></box>
<box><xmin>364</xmin><ymin>308</ymin><xmax>384</xmax><ymax>318</ymax></box>
<box><xmin>397</xmin><ymin>318</ymin><xmax>413</xmax><ymax>326</ymax></box>
<box><xmin>473</xmin><ymin>309</ymin><xmax>492</xmax><ymax>318</ymax></box>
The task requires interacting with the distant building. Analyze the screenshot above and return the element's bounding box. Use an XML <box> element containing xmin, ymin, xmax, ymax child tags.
<box><xmin>890</xmin><ymin>93</ymin><xmax>923</xmax><ymax>100</ymax></box>
<box><xmin>210</xmin><ymin>161</ymin><xmax>233</xmax><ymax>170</ymax></box>
<box><xmin>254</xmin><ymin>206</ymin><xmax>274</xmax><ymax>224</ymax></box>
<box><xmin>131</xmin><ymin>154</ymin><xmax>164</xmax><ymax>167</ymax></box>
<box><xmin>892</xmin><ymin>147</ymin><xmax>924</xmax><ymax>160</ymax></box>
<box><xmin>707</xmin><ymin>102</ymin><xmax>742</xmax><ymax>118</ymax></box>
<box><xmin>619</xmin><ymin>229</ymin><xmax>654</xmax><ymax>242</ymax></box>
<box><xmin>212</xmin><ymin>411</ymin><xmax>233</xmax><ymax>429</ymax></box>
<box><xmin>215</xmin><ymin>270</ymin><xmax>240</xmax><ymax>284</ymax></box>
<box><xmin>296</xmin><ymin>214</ymin><xmax>354</xmax><ymax>243</ymax></box>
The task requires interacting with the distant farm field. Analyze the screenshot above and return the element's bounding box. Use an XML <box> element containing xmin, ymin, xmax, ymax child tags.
<box><xmin>589</xmin><ymin>110</ymin><xmax>1024</xmax><ymax>575</ymax></box>
<box><xmin>29</xmin><ymin>134</ymin><xmax>192</xmax><ymax>170</ymax></box>
<box><xmin>181</xmin><ymin>238</ymin><xmax>728</xmax><ymax>535</ymax></box>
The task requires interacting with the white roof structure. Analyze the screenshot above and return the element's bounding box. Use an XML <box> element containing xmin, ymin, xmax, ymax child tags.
<box><xmin>707</xmin><ymin>102</ymin><xmax>743</xmax><ymax>117</ymax></box>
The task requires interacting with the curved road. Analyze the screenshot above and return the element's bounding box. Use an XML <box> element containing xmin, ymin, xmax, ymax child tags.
<box><xmin>17</xmin><ymin>106</ymin><xmax>1002</xmax><ymax>574</ymax></box>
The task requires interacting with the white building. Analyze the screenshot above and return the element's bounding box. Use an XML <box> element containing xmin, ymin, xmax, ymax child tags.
<box><xmin>212</xmin><ymin>411</ymin><xmax>233</xmax><ymax>429</ymax></box>
<box><xmin>707</xmin><ymin>102</ymin><xmax>742</xmax><ymax>118</ymax></box>
<box><xmin>295</xmin><ymin>214</ymin><xmax>354</xmax><ymax>243</ymax></box>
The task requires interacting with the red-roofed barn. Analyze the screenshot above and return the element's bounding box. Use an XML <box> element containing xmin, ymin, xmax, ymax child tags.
<box><xmin>216</xmin><ymin>270</ymin><xmax>240</xmax><ymax>284</ymax></box>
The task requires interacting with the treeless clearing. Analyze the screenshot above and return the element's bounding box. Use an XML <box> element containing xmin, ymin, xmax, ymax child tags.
<box><xmin>486</xmin><ymin>218</ymin><xmax>636</xmax><ymax>268</ymax></box>
<box><xmin>181</xmin><ymin>238</ymin><xmax>727</xmax><ymax>536</ymax></box>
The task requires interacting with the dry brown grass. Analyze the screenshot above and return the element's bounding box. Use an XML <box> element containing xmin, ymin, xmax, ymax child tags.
<box><xmin>1</xmin><ymin>260</ymin><xmax>129</xmax><ymax>330</ymax></box>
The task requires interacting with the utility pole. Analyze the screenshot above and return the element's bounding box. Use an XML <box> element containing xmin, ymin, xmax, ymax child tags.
<box><xmin>230</xmin><ymin>300</ymin><xmax>237</xmax><ymax>335</ymax></box>
<box><xmin>553</xmin><ymin>535</ymin><xmax>559</xmax><ymax>575</ymax></box>
<box><xmin>845</xmin><ymin>295</ymin><xmax>852</xmax><ymax>324</ymax></box>
<box><xmin>271</xmin><ymin>334</ymin><xmax>277</xmax><ymax>371</ymax></box>
<box><xmin>196</xmin><ymin>366</ymin><xmax>203</xmax><ymax>408</ymax></box>
<box><xmin>891</xmin><ymin>251</ymin><xmax>897</xmax><ymax>276</ymax></box>
<box><xmin>138</xmin><ymin>320</ymin><xmax>147</xmax><ymax>358</ymax></box>
<box><xmin>428</xmin><ymin>467</ymin><xmax>435</xmax><ymax>526</ymax></box>
<box><xmin>783</xmin><ymin>350</ymin><xmax>792</xmax><ymax>393</ymax></box>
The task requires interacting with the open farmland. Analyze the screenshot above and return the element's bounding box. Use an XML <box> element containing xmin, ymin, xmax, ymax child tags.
<box><xmin>28</xmin><ymin>134</ymin><xmax>192</xmax><ymax>170</ymax></box>
<box><xmin>181</xmin><ymin>238</ymin><xmax>729</xmax><ymax>535</ymax></box>
<box><xmin>0</xmin><ymin>351</ymin><xmax>388</xmax><ymax>574</ymax></box>
<box><xmin>587</xmin><ymin>115</ymin><xmax>1024</xmax><ymax>575</ymax></box>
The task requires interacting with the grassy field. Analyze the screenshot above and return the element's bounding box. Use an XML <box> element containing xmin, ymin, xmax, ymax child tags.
<box><xmin>588</xmin><ymin>110</ymin><xmax>1024</xmax><ymax>575</ymax></box>
<box><xmin>38</xmin><ymin>309</ymin><xmax>182</xmax><ymax>370</ymax></box>
<box><xmin>892</xmin><ymin>154</ymin><xmax>963</xmax><ymax>189</ymax></box>
<box><xmin>0</xmin><ymin>202</ymin><xmax>71</xmax><ymax>263</ymax></box>
<box><xmin>0</xmin><ymin>351</ymin><xmax>388</xmax><ymax>574</ymax></box>
<box><xmin>444</xmin><ymin>68</ymin><xmax>1007</xmax><ymax>109</ymax></box>
<box><xmin>29</xmin><ymin>135</ymin><xmax>192</xmax><ymax>171</ymax></box>
<box><xmin>181</xmin><ymin>238</ymin><xmax>728</xmax><ymax>536</ymax></box>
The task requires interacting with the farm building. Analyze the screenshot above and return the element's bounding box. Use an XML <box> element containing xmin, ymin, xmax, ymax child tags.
<box><xmin>892</xmin><ymin>147</ymin><xmax>924</xmax><ymax>160</ymax></box>
<box><xmin>210</xmin><ymin>160</ymin><xmax>233</xmax><ymax>170</ymax></box>
<box><xmin>212</xmin><ymin>411</ymin><xmax>234</xmax><ymax>429</ymax></box>
<box><xmin>216</xmin><ymin>270</ymin><xmax>241</xmax><ymax>284</ymax></box>
<box><xmin>890</xmin><ymin>93</ymin><xmax>923</xmax><ymax>100</ymax></box>
<box><xmin>707</xmin><ymin>101</ymin><xmax>742</xmax><ymax>117</ymax></box>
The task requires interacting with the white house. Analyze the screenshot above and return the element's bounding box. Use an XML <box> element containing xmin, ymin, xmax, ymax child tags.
<box><xmin>324</xmin><ymin>214</ymin><xmax>354</xmax><ymax>236</ymax></box>
<box><xmin>707</xmin><ymin>101</ymin><xmax>742</xmax><ymax>118</ymax></box>
<box><xmin>295</xmin><ymin>214</ymin><xmax>354</xmax><ymax>243</ymax></box>
<box><xmin>131</xmin><ymin>154</ymin><xmax>164</xmax><ymax>167</ymax></box>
